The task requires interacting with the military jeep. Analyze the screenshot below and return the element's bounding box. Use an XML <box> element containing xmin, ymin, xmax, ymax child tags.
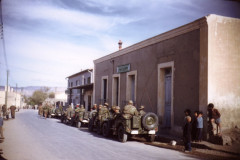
<box><xmin>88</xmin><ymin>110</ymin><xmax>109</xmax><ymax>134</ymax></box>
<box><xmin>71</xmin><ymin>111</ymin><xmax>90</xmax><ymax>128</ymax></box>
<box><xmin>102</xmin><ymin>112</ymin><xmax>158</xmax><ymax>143</ymax></box>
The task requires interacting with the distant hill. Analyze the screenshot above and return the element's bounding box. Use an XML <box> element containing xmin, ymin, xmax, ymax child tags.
<box><xmin>0</xmin><ymin>86</ymin><xmax>66</xmax><ymax>97</ymax></box>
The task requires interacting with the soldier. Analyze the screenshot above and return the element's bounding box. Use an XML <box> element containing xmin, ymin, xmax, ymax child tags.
<box><xmin>59</xmin><ymin>104</ymin><xmax>63</xmax><ymax>114</ymax></box>
<box><xmin>101</xmin><ymin>103</ymin><xmax>110</xmax><ymax>120</ymax></box>
<box><xmin>79</xmin><ymin>105</ymin><xmax>86</xmax><ymax>121</ymax></box>
<box><xmin>10</xmin><ymin>105</ymin><xmax>16</xmax><ymax>119</ymax></box>
<box><xmin>113</xmin><ymin>106</ymin><xmax>121</xmax><ymax>119</ymax></box>
<box><xmin>66</xmin><ymin>105</ymin><xmax>74</xmax><ymax>119</ymax></box>
<box><xmin>38</xmin><ymin>104</ymin><xmax>43</xmax><ymax>116</ymax></box>
<box><xmin>109</xmin><ymin>106</ymin><xmax>116</xmax><ymax>118</ymax></box>
<box><xmin>43</xmin><ymin>104</ymin><xmax>49</xmax><ymax>119</ymax></box>
<box><xmin>2</xmin><ymin>105</ymin><xmax>7</xmax><ymax>119</ymax></box>
<box><xmin>139</xmin><ymin>105</ymin><xmax>146</xmax><ymax>116</ymax></box>
<box><xmin>123</xmin><ymin>100</ymin><xmax>139</xmax><ymax>119</ymax></box>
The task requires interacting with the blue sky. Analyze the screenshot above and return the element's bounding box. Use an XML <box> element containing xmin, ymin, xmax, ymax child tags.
<box><xmin>0</xmin><ymin>0</ymin><xmax>239</xmax><ymax>88</ymax></box>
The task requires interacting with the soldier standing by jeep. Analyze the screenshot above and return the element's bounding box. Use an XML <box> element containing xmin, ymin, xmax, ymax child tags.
<box><xmin>66</xmin><ymin>105</ymin><xmax>74</xmax><ymax>119</ymax></box>
<box><xmin>139</xmin><ymin>106</ymin><xmax>146</xmax><ymax>116</ymax></box>
<box><xmin>123</xmin><ymin>100</ymin><xmax>139</xmax><ymax>119</ymax></box>
<box><xmin>43</xmin><ymin>104</ymin><xmax>48</xmax><ymax>119</ymax></box>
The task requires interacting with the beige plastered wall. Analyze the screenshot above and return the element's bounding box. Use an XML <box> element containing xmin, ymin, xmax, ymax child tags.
<box><xmin>207</xmin><ymin>15</ymin><xmax>240</xmax><ymax>129</ymax></box>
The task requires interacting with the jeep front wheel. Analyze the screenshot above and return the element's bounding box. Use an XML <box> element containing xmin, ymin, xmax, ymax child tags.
<box><xmin>118</xmin><ymin>126</ymin><xmax>128</xmax><ymax>143</ymax></box>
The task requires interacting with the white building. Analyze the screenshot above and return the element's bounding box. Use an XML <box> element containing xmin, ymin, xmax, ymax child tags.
<box><xmin>0</xmin><ymin>86</ymin><xmax>24</xmax><ymax>108</ymax></box>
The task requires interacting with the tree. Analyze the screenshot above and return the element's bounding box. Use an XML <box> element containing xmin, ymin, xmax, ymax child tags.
<box><xmin>48</xmin><ymin>92</ymin><xmax>55</xmax><ymax>99</ymax></box>
<box><xmin>28</xmin><ymin>90</ymin><xmax>48</xmax><ymax>105</ymax></box>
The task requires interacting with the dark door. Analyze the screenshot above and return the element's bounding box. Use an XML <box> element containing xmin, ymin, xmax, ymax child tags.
<box><xmin>164</xmin><ymin>69</ymin><xmax>172</xmax><ymax>127</ymax></box>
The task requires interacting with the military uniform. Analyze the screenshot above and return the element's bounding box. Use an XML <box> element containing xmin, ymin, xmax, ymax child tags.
<box><xmin>98</xmin><ymin>105</ymin><xmax>109</xmax><ymax>121</ymax></box>
<box><xmin>66</xmin><ymin>106</ymin><xmax>74</xmax><ymax>119</ymax></box>
<box><xmin>123</xmin><ymin>100</ymin><xmax>139</xmax><ymax>119</ymax></box>
<box><xmin>38</xmin><ymin>105</ymin><xmax>43</xmax><ymax>116</ymax></box>
<box><xmin>10</xmin><ymin>105</ymin><xmax>16</xmax><ymax>118</ymax></box>
<box><xmin>2</xmin><ymin>105</ymin><xmax>7</xmax><ymax>117</ymax></box>
<box><xmin>139</xmin><ymin>106</ymin><xmax>146</xmax><ymax>116</ymax></box>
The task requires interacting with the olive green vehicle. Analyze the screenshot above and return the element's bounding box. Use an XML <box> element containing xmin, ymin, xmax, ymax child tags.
<box><xmin>71</xmin><ymin>111</ymin><xmax>90</xmax><ymax>128</ymax></box>
<box><xmin>101</xmin><ymin>112</ymin><xmax>159</xmax><ymax>143</ymax></box>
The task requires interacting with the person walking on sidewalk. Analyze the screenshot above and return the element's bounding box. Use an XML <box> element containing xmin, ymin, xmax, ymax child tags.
<box><xmin>0</xmin><ymin>114</ymin><xmax>4</xmax><ymax>139</ymax></box>
<box><xmin>10</xmin><ymin>105</ymin><xmax>16</xmax><ymax>119</ymax></box>
<box><xmin>183</xmin><ymin>109</ymin><xmax>192</xmax><ymax>152</ymax></box>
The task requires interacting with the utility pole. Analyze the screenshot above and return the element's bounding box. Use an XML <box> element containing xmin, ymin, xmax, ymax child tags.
<box><xmin>15</xmin><ymin>83</ymin><xmax>17</xmax><ymax>106</ymax></box>
<box><xmin>5</xmin><ymin>69</ymin><xmax>9</xmax><ymax>107</ymax></box>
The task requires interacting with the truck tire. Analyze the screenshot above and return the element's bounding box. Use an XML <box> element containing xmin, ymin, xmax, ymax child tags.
<box><xmin>118</xmin><ymin>125</ymin><xmax>128</xmax><ymax>143</ymax></box>
<box><xmin>142</xmin><ymin>112</ymin><xmax>158</xmax><ymax>130</ymax></box>
<box><xmin>102</xmin><ymin>122</ymin><xmax>110</xmax><ymax>137</ymax></box>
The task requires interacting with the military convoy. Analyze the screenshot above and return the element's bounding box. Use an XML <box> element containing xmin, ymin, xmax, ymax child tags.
<box><xmin>88</xmin><ymin>102</ymin><xmax>159</xmax><ymax>143</ymax></box>
<box><xmin>58</xmin><ymin>101</ymin><xmax>159</xmax><ymax>143</ymax></box>
<box><xmin>61</xmin><ymin>105</ymin><xmax>90</xmax><ymax>128</ymax></box>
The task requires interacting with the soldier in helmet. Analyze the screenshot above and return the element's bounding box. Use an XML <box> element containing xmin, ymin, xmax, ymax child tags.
<box><xmin>109</xmin><ymin>106</ymin><xmax>116</xmax><ymax>118</ymax></box>
<box><xmin>139</xmin><ymin>105</ymin><xmax>146</xmax><ymax>116</ymax></box>
<box><xmin>123</xmin><ymin>100</ymin><xmax>139</xmax><ymax>119</ymax></box>
<box><xmin>113</xmin><ymin>106</ymin><xmax>121</xmax><ymax>119</ymax></box>
<box><xmin>10</xmin><ymin>105</ymin><xmax>16</xmax><ymax>119</ymax></box>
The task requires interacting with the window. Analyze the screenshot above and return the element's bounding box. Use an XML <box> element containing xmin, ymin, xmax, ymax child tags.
<box><xmin>71</xmin><ymin>82</ymin><xmax>73</xmax><ymax>87</ymax></box>
<box><xmin>101</xmin><ymin>76</ymin><xmax>108</xmax><ymax>103</ymax></box>
<box><xmin>112</xmin><ymin>74</ymin><xmax>120</xmax><ymax>106</ymax></box>
<box><xmin>87</xmin><ymin>77</ymin><xmax>91</xmax><ymax>84</ymax></box>
<box><xmin>126</xmin><ymin>71</ymin><xmax>137</xmax><ymax>102</ymax></box>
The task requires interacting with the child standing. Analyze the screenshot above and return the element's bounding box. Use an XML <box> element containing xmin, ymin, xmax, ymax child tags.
<box><xmin>197</xmin><ymin>111</ymin><xmax>203</xmax><ymax>142</ymax></box>
<box><xmin>191</xmin><ymin>111</ymin><xmax>198</xmax><ymax>142</ymax></box>
<box><xmin>183</xmin><ymin>109</ymin><xmax>192</xmax><ymax>152</ymax></box>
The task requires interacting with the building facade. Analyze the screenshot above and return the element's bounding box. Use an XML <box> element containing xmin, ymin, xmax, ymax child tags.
<box><xmin>0</xmin><ymin>86</ymin><xmax>23</xmax><ymax>108</ymax></box>
<box><xmin>93</xmin><ymin>15</ymin><xmax>240</xmax><ymax>136</ymax></box>
<box><xmin>66</xmin><ymin>69</ymin><xmax>93</xmax><ymax>111</ymax></box>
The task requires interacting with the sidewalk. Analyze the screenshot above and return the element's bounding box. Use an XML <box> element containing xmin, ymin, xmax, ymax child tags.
<box><xmin>146</xmin><ymin>133</ymin><xmax>240</xmax><ymax>160</ymax></box>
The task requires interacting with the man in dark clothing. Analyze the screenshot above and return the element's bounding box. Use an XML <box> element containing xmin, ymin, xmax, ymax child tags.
<box><xmin>183</xmin><ymin>109</ymin><xmax>192</xmax><ymax>152</ymax></box>
<box><xmin>208</xmin><ymin>103</ymin><xmax>221</xmax><ymax>135</ymax></box>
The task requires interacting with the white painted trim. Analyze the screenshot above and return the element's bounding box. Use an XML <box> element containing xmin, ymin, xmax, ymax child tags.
<box><xmin>157</xmin><ymin>61</ymin><xmax>174</xmax><ymax>128</ymax></box>
<box><xmin>112</xmin><ymin>74</ymin><xmax>120</xmax><ymax>106</ymax></box>
<box><xmin>126</xmin><ymin>70</ymin><xmax>137</xmax><ymax>102</ymax></box>
<box><xmin>101</xmin><ymin>76</ymin><xmax>109</xmax><ymax>101</ymax></box>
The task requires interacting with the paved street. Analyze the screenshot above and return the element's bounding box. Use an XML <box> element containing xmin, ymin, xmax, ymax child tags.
<box><xmin>1</xmin><ymin>110</ymin><xmax>199</xmax><ymax>160</ymax></box>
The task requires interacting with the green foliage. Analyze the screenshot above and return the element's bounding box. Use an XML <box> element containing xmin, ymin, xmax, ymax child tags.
<box><xmin>27</xmin><ymin>89</ymin><xmax>48</xmax><ymax>105</ymax></box>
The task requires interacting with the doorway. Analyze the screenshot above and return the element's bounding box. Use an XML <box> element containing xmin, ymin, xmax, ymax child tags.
<box><xmin>157</xmin><ymin>62</ymin><xmax>174</xmax><ymax>128</ymax></box>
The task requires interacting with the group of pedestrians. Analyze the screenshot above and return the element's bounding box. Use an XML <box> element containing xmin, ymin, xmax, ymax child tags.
<box><xmin>183</xmin><ymin>103</ymin><xmax>221</xmax><ymax>152</ymax></box>
<box><xmin>0</xmin><ymin>104</ymin><xmax>17</xmax><ymax>140</ymax></box>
